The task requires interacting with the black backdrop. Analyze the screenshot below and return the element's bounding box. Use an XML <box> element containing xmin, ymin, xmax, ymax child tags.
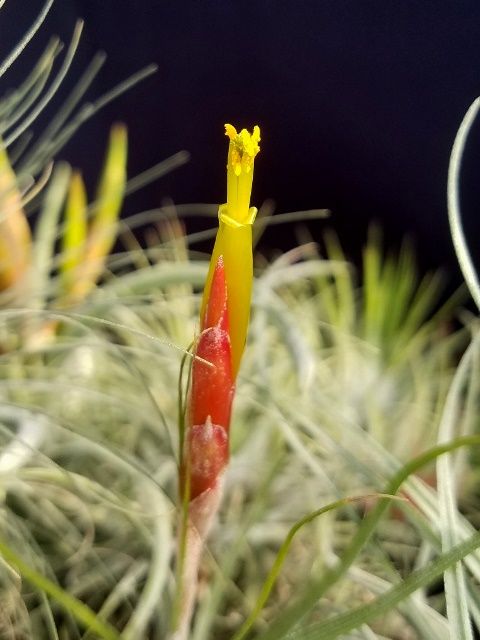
<box><xmin>2</xmin><ymin>1</ymin><xmax>480</xmax><ymax>287</ymax></box>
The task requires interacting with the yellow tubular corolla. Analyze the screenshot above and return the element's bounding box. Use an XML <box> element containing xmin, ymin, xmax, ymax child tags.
<box><xmin>201</xmin><ymin>124</ymin><xmax>261</xmax><ymax>378</ymax></box>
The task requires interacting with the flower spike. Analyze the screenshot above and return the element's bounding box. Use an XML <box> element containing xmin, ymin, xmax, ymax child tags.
<box><xmin>175</xmin><ymin>124</ymin><xmax>260</xmax><ymax>639</ymax></box>
<box><xmin>186</xmin><ymin>124</ymin><xmax>261</xmax><ymax>493</ymax></box>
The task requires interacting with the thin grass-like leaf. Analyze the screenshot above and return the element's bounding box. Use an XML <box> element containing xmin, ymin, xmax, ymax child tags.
<box><xmin>295</xmin><ymin>530</ymin><xmax>480</xmax><ymax>640</ymax></box>
<box><xmin>25</xmin><ymin>52</ymin><xmax>107</xmax><ymax>164</ymax></box>
<box><xmin>0</xmin><ymin>45</ymin><xmax>56</xmax><ymax>134</ymax></box>
<box><xmin>323</xmin><ymin>229</ymin><xmax>355</xmax><ymax>331</ymax></box>
<box><xmin>22</xmin><ymin>64</ymin><xmax>158</xmax><ymax>177</ymax></box>
<box><xmin>231</xmin><ymin>494</ymin><xmax>401</xmax><ymax>640</ymax></box>
<box><xmin>436</xmin><ymin>335</ymin><xmax>480</xmax><ymax>639</ymax></box>
<box><xmin>121</xmin><ymin>486</ymin><xmax>173</xmax><ymax>640</ymax></box>
<box><xmin>124</xmin><ymin>151</ymin><xmax>190</xmax><ymax>197</ymax></box>
<box><xmin>4</xmin><ymin>21</ymin><xmax>84</xmax><ymax>148</ymax></box>
<box><xmin>447</xmin><ymin>97</ymin><xmax>480</xmax><ymax>311</ymax></box>
<box><xmin>362</xmin><ymin>225</ymin><xmax>382</xmax><ymax>344</ymax></box>
<box><xmin>0</xmin><ymin>0</ymin><xmax>54</xmax><ymax>79</ymax></box>
<box><xmin>32</xmin><ymin>162</ymin><xmax>70</xmax><ymax>308</ymax></box>
<box><xmin>0</xmin><ymin>538</ymin><xmax>120</xmax><ymax>640</ymax></box>
<box><xmin>0</xmin><ymin>37</ymin><xmax>61</xmax><ymax>121</ymax></box>
<box><xmin>255</xmin><ymin>292</ymin><xmax>315</xmax><ymax>389</ymax></box>
<box><xmin>255</xmin><ymin>435</ymin><xmax>480</xmax><ymax>640</ymax></box>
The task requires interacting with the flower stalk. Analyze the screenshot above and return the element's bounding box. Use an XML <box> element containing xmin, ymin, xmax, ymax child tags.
<box><xmin>174</xmin><ymin>123</ymin><xmax>260</xmax><ymax>639</ymax></box>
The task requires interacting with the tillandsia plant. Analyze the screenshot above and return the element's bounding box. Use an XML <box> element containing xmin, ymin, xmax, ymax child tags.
<box><xmin>174</xmin><ymin>124</ymin><xmax>261</xmax><ymax>639</ymax></box>
<box><xmin>3</xmin><ymin>6</ymin><xmax>480</xmax><ymax>638</ymax></box>
<box><xmin>0</xmin><ymin>0</ymin><xmax>168</xmax><ymax>352</ymax></box>
<box><xmin>0</xmin><ymin>123</ymin><xmax>128</xmax><ymax>360</ymax></box>
<box><xmin>1</xmin><ymin>123</ymin><xmax>127</xmax><ymax>302</ymax></box>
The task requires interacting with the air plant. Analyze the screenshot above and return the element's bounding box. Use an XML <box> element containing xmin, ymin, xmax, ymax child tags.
<box><xmin>0</xmin><ymin>0</ymin><xmax>190</xmax><ymax>488</ymax></box>
<box><xmin>0</xmin><ymin>122</ymin><xmax>128</xmax><ymax>356</ymax></box>
<box><xmin>1</xmin><ymin>4</ymin><xmax>480</xmax><ymax>640</ymax></box>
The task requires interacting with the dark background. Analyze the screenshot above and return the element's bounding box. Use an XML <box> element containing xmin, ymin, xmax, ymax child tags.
<box><xmin>2</xmin><ymin>1</ymin><xmax>480</xmax><ymax>288</ymax></box>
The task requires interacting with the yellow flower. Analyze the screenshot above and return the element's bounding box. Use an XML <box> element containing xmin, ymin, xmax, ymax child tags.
<box><xmin>200</xmin><ymin>124</ymin><xmax>261</xmax><ymax>378</ymax></box>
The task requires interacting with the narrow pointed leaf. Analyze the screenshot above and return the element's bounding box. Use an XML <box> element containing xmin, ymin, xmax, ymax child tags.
<box><xmin>60</xmin><ymin>169</ymin><xmax>87</xmax><ymax>291</ymax></box>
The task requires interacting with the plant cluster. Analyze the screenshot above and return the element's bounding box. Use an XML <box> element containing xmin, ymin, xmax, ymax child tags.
<box><xmin>1</xmin><ymin>4</ymin><xmax>480</xmax><ymax>640</ymax></box>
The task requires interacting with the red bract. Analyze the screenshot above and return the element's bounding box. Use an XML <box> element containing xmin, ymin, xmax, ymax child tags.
<box><xmin>201</xmin><ymin>255</ymin><xmax>229</xmax><ymax>333</ymax></box>
<box><xmin>185</xmin><ymin>422</ymin><xmax>229</xmax><ymax>500</ymax></box>
<box><xmin>182</xmin><ymin>256</ymin><xmax>234</xmax><ymax>500</ymax></box>
<box><xmin>190</xmin><ymin>327</ymin><xmax>234</xmax><ymax>431</ymax></box>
